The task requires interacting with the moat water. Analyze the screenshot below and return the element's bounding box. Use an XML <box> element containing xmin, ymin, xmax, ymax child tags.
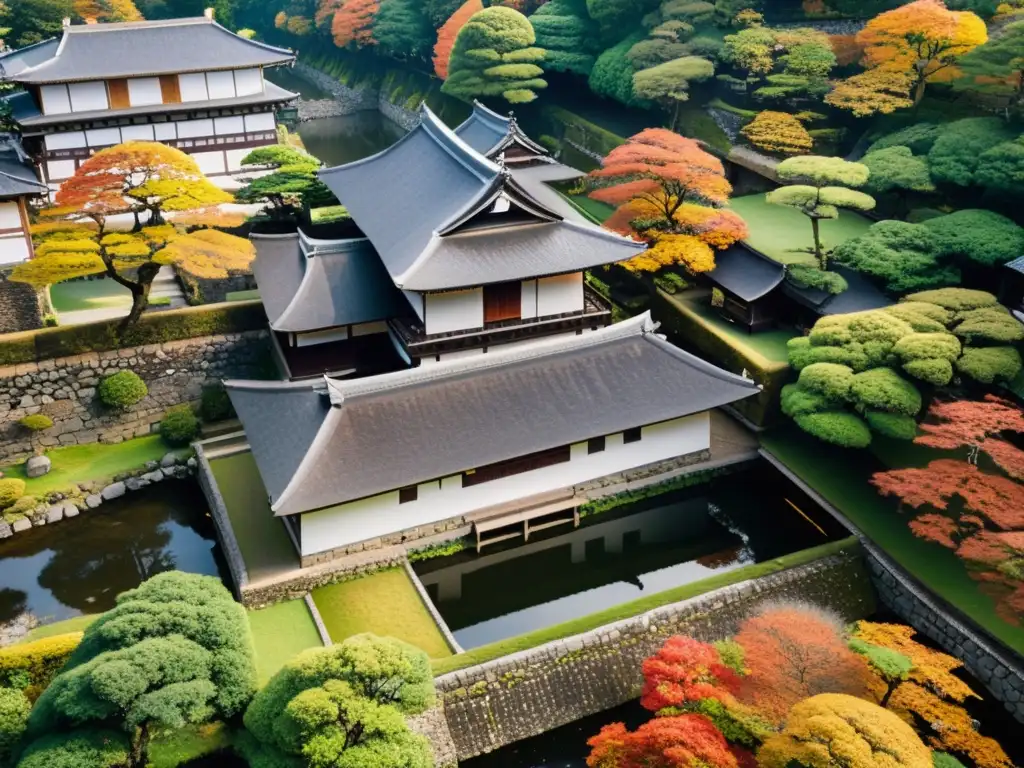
<box><xmin>0</xmin><ymin>481</ymin><xmax>226</xmax><ymax>628</ymax></box>
<box><xmin>414</xmin><ymin>464</ymin><xmax>847</xmax><ymax>650</ymax></box>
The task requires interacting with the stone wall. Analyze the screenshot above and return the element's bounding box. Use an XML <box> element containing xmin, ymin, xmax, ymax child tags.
<box><xmin>0</xmin><ymin>270</ymin><xmax>43</xmax><ymax>335</ymax></box>
<box><xmin>437</xmin><ymin>548</ymin><xmax>875</xmax><ymax>760</ymax></box>
<box><xmin>0</xmin><ymin>331</ymin><xmax>270</xmax><ymax>463</ymax></box>
<box><xmin>292</xmin><ymin>62</ymin><xmax>379</xmax><ymax>114</ymax></box>
<box><xmin>176</xmin><ymin>268</ymin><xmax>256</xmax><ymax>306</ymax></box>
<box><xmin>866</xmin><ymin>545</ymin><xmax>1024</xmax><ymax>723</ymax></box>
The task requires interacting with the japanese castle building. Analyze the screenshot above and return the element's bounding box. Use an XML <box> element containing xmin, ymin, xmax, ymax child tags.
<box><xmin>217</xmin><ymin>103</ymin><xmax>760</xmax><ymax>566</ymax></box>
<box><xmin>0</xmin><ymin>14</ymin><xmax>296</xmax><ymax>190</ymax></box>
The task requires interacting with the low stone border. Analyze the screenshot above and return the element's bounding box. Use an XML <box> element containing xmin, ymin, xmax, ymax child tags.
<box><xmin>403</xmin><ymin>560</ymin><xmax>464</xmax><ymax>655</ymax></box>
<box><xmin>0</xmin><ymin>451</ymin><xmax>194</xmax><ymax>539</ymax></box>
<box><xmin>304</xmin><ymin>592</ymin><xmax>333</xmax><ymax>647</ymax></box>
<box><xmin>407</xmin><ymin>706</ymin><xmax>458</xmax><ymax>768</ymax></box>
<box><xmin>194</xmin><ymin>441</ymin><xmax>249</xmax><ymax>598</ymax></box>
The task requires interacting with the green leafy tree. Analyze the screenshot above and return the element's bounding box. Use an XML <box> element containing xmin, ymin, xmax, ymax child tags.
<box><xmin>927</xmin><ymin>117</ymin><xmax>1016</xmax><ymax>189</ymax></box>
<box><xmin>847</xmin><ymin>638</ymin><xmax>913</xmax><ymax>708</ymax></box>
<box><xmin>424</xmin><ymin>0</ymin><xmax>464</xmax><ymax>25</ymax></box>
<box><xmin>868</xmin><ymin>123</ymin><xmax>943</xmax><ymax>155</ymax></box>
<box><xmin>236</xmin><ymin>146</ymin><xmax>337</xmax><ymax>220</ymax></box>
<box><xmin>954</xmin><ymin>20</ymin><xmax>1024</xmax><ymax>116</ymax></box>
<box><xmin>632</xmin><ymin>56</ymin><xmax>714</xmax><ymax>131</ymax></box>
<box><xmin>924</xmin><ymin>208</ymin><xmax>1024</xmax><ymax>267</ymax></box>
<box><xmin>442</xmin><ymin>6</ymin><xmax>547</xmax><ymax>103</ymax></box>
<box><xmin>241</xmin><ymin>635</ymin><xmax>434</xmax><ymax>768</ymax></box>
<box><xmin>975</xmin><ymin>135</ymin><xmax>1024</xmax><ymax>197</ymax></box>
<box><xmin>586</xmin><ymin>0</ymin><xmax>659</xmax><ymax>31</ymax></box>
<box><xmin>590</xmin><ymin>33</ymin><xmax>647</xmax><ymax>106</ymax></box>
<box><xmin>528</xmin><ymin>0</ymin><xmax>599</xmax><ymax>75</ymax></box>
<box><xmin>627</xmin><ymin>36</ymin><xmax>691</xmax><ymax>70</ymax></box>
<box><xmin>374</xmin><ymin>0</ymin><xmax>434</xmax><ymax>59</ymax></box>
<box><xmin>15</xmin><ymin>730</ymin><xmax>131</xmax><ymax>768</ymax></box>
<box><xmin>0</xmin><ymin>0</ymin><xmax>72</xmax><ymax>47</ymax></box>
<box><xmin>0</xmin><ymin>687</ymin><xmax>29</xmax><ymax>765</ymax></box>
<box><xmin>766</xmin><ymin>156</ymin><xmax>875</xmax><ymax>270</ymax></box>
<box><xmin>860</xmin><ymin>146</ymin><xmax>935</xmax><ymax>214</ymax></box>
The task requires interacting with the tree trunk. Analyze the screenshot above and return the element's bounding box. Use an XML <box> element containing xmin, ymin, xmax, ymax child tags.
<box><xmin>130</xmin><ymin>722</ymin><xmax>150</xmax><ymax>768</ymax></box>
<box><xmin>912</xmin><ymin>78</ymin><xmax>927</xmax><ymax>112</ymax></box>
<box><xmin>148</xmin><ymin>205</ymin><xmax>165</xmax><ymax>226</ymax></box>
<box><xmin>117</xmin><ymin>261</ymin><xmax>162</xmax><ymax>331</ymax></box>
<box><xmin>811</xmin><ymin>216</ymin><xmax>825</xmax><ymax>269</ymax></box>
<box><xmin>670</xmin><ymin>101</ymin><xmax>681</xmax><ymax>134</ymax></box>
<box><xmin>879</xmin><ymin>678</ymin><xmax>901</xmax><ymax>709</ymax></box>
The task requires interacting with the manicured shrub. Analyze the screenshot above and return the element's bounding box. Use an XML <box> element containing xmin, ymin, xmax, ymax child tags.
<box><xmin>200</xmin><ymin>383</ymin><xmax>236</xmax><ymax>422</ymax></box>
<box><xmin>904</xmin><ymin>288</ymin><xmax>997</xmax><ymax>312</ymax></box>
<box><xmin>905</xmin><ymin>207</ymin><xmax>945</xmax><ymax>223</ymax></box>
<box><xmin>885</xmin><ymin>301</ymin><xmax>952</xmax><ymax>331</ymax></box>
<box><xmin>850</xmin><ymin>368</ymin><xmax>922</xmax><ymax>416</ymax></box>
<box><xmin>786</xmin><ymin>336</ymin><xmax>851</xmax><ymax>370</ymax></box>
<box><xmin>18</xmin><ymin>414</ymin><xmax>53</xmax><ymax>431</ymax></box>
<box><xmin>902</xmin><ymin>358</ymin><xmax>954</xmax><ymax>386</ymax></box>
<box><xmin>893</xmin><ymin>333</ymin><xmax>961</xmax><ymax>363</ymax></box>
<box><xmin>0</xmin><ymin>632</ymin><xmax>82</xmax><ymax>696</ymax></box>
<box><xmin>797</xmin><ymin>363</ymin><xmax>856</xmax><ymax>400</ymax></box>
<box><xmin>953</xmin><ymin>306</ymin><xmax>1024</xmax><ymax>344</ymax></box>
<box><xmin>0</xmin><ymin>687</ymin><xmax>30</xmax><ymax>763</ymax></box>
<box><xmin>869</xmin><ymin>123</ymin><xmax>942</xmax><ymax>155</ymax></box>
<box><xmin>922</xmin><ymin>209</ymin><xmax>1024</xmax><ymax>267</ymax></box>
<box><xmin>0</xmin><ymin>480</ymin><xmax>26</xmax><ymax>510</ymax></box>
<box><xmin>160</xmin><ymin>404</ymin><xmax>199</xmax><ymax>446</ymax></box>
<box><xmin>865</xmin><ymin>411</ymin><xmax>918</xmax><ymax>440</ymax></box>
<box><xmin>794</xmin><ymin>411</ymin><xmax>872</xmax><ymax>448</ymax></box>
<box><xmin>956</xmin><ymin>346</ymin><xmax>1023</xmax><ymax>383</ymax></box>
<box><xmin>16</xmin><ymin>729</ymin><xmax>130</xmax><ymax>768</ymax></box>
<box><xmin>781</xmin><ymin>383</ymin><xmax>836</xmax><ymax>417</ymax></box>
<box><xmin>787</xmin><ymin>264</ymin><xmax>848</xmax><ymax>294</ymax></box>
<box><xmin>928</xmin><ymin>117</ymin><xmax>1015</xmax><ymax>189</ymax></box>
<box><xmin>98</xmin><ymin>370</ymin><xmax>148</xmax><ymax>410</ymax></box>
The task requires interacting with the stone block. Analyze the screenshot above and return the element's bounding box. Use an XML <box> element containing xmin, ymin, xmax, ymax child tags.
<box><xmin>143</xmin><ymin>470</ymin><xmax>164</xmax><ymax>483</ymax></box>
<box><xmin>11</xmin><ymin>517</ymin><xmax>31</xmax><ymax>533</ymax></box>
<box><xmin>101</xmin><ymin>481</ymin><xmax>126</xmax><ymax>501</ymax></box>
<box><xmin>160</xmin><ymin>452</ymin><xmax>178</xmax><ymax>468</ymax></box>
<box><xmin>125</xmin><ymin>477</ymin><xmax>150</xmax><ymax>492</ymax></box>
<box><xmin>63</xmin><ymin>502</ymin><xmax>79</xmax><ymax>518</ymax></box>
<box><xmin>46</xmin><ymin>505</ymin><xmax>64</xmax><ymax>524</ymax></box>
<box><xmin>162</xmin><ymin>466</ymin><xmax>176</xmax><ymax>478</ymax></box>
<box><xmin>0</xmin><ymin>521</ymin><xmax>10</xmax><ymax>539</ymax></box>
<box><xmin>26</xmin><ymin>455</ymin><xmax>51</xmax><ymax>478</ymax></box>
<box><xmin>86</xmin><ymin>494</ymin><xmax>103</xmax><ymax>509</ymax></box>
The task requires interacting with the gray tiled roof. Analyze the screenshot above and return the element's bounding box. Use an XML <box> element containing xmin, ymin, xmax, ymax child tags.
<box><xmin>14</xmin><ymin>82</ymin><xmax>296</xmax><ymax>130</ymax></box>
<box><xmin>319</xmin><ymin>104</ymin><xmax>644</xmax><ymax>291</ymax></box>
<box><xmin>783</xmin><ymin>265</ymin><xmax>892</xmax><ymax>316</ymax></box>
<box><xmin>509</xmin><ymin>163</ymin><xmax>587</xmax><ymax>223</ymax></box>
<box><xmin>1005</xmin><ymin>256</ymin><xmax>1024</xmax><ymax>275</ymax></box>
<box><xmin>4</xmin><ymin>18</ymin><xmax>294</xmax><ymax>84</ymax></box>
<box><xmin>252</xmin><ymin>231</ymin><xmax>410</xmax><ymax>333</ymax></box>
<box><xmin>454</xmin><ymin>101</ymin><xmax>511</xmax><ymax>156</ymax></box>
<box><xmin>0</xmin><ymin>39</ymin><xmax>60</xmax><ymax>80</ymax></box>
<box><xmin>707</xmin><ymin>244</ymin><xmax>786</xmax><ymax>303</ymax></box>
<box><xmin>0</xmin><ymin>146</ymin><xmax>47</xmax><ymax>198</ymax></box>
<box><xmin>226</xmin><ymin>312</ymin><xmax>760</xmax><ymax>516</ymax></box>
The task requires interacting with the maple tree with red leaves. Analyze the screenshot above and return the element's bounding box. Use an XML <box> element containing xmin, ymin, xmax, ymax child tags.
<box><xmin>640</xmin><ymin>636</ymin><xmax>741</xmax><ymax>713</ymax></box>
<box><xmin>432</xmin><ymin>0</ymin><xmax>483</xmax><ymax>79</ymax></box>
<box><xmin>586</xmin><ymin>714</ymin><xmax>738</xmax><ymax>768</ymax></box>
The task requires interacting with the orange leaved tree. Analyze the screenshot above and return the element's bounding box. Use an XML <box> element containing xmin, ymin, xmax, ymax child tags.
<box><xmin>733</xmin><ymin>602</ymin><xmax>871</xmax><ymax>722</ymax></box>
<box><xmin>587</xmin><ymin>129</ymin><xmax>747</xmax><ymax>274</ymax></box>
<box><xmin>640</xmin><ymin>636</ymin><xmax>741</xmax><ymax>713</ymax></box>
<box><xmin>325</xmin><ymin>0</ymin><xmax>379</xmax><ymax>47</ymax></box>
<box><xmin>74</xmin><ymin>0</ymin><xmax>142</xmax><ymax>23</ymax></box>
<box><xmin>827</xmin><ymin>0</ymin><xmax>987</xmax><ymax>115</ymax></box>
<box><xmin>586</xmin><ymin>714</ymin><xmax>738</xmax><ymax>768</ymax></box>
<box><xmin>433</xmin><ymin>0</ymin><xmax>483</xmax><ymax>79</ymax></box>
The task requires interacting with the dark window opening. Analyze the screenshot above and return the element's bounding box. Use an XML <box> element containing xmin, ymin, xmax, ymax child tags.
<box><xmin>463</xmin><ymin>444</ymin><xmax>570</xmax><ymax>487</ymax></box>
<box><xmin>623</xmin><ymin>427</ymin><xmax>643</xmax><ymax>444</ymax></box>
<box><xmin>399</xmin><ymin>485</ymin><xmax>418</xmax><ymax>504</ymax></box>
<box><xmin>588</xmin><ymin>436</ymin><xmax>606</xmax><ymax>454</ymax></box>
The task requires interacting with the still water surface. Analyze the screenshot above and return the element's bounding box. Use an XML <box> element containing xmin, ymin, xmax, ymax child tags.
<box><xmin>0</xmin><ymin>481</ymin><xmax>225</xmax><ymax>626</ymax></box>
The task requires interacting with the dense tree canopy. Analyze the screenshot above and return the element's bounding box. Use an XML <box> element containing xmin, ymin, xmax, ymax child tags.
<box><xmin>632</xmin><ymin>56</ymin><xmax>715</xmax><ymax>131</ymax></box>
<box><xmin>641</xmin><ymin>636</ymin><xmax>741</xmax><ymax>713</ymax></box>
<box><xmin>236</xmin><ymin>145</ymin><xmax>337</xmax><ymax>218</ymax></box>
<box><xmin>74</xmin><ymin>0</ymin><xmax>143</xmax><ymax>21</ymax></box>
<box><xmin>587</xmin><ymin>714</ymin><xmax>739</xmax><ymax>768</ymax></box>
<box><xmin>954</xmin><ymin>20</ymin><xmax>1024</xmax><ymax>114</ymax></box>
<box><xmin>589</xmin><ymin>33</ymin><xmax>648</xmax><ymax>106</ymax></box>
<box><xmin>442</xmin><ymin>6</ymin><xmax>547</xmax><ymax>103</ymax></box>
<box><xmin>741</xmin><ymin>111</ymin><xmax>813</xmax><ymax>155</ymax></box>
<box><xmin>860</xmin><ymin>146</ymin><xmax>935</xmax><ymax>204</ymax></box>
<box><xmin>373</xmin><ymin>0</ymin><xmax>433</xmax><ymax>59</ymax></box>
<box><xmin>529</xmin><ymin>0</ymin><xmax>600</xmax><ymax>75</ymax></box>
<box><xmin>433</xmin><ymin>0</ymin><xmax>483</xmax><ymax>78</ymax></box>
<box><xmin>0</xmin><ymin>0</ymin><xmax>72</xmax><ymax>47</ymax></box>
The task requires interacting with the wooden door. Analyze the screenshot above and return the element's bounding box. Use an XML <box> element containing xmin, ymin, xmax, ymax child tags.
<box><xmin>483</xmin><ymin>281</ymin><xmax>521</xmax><ymax>324</ymax></box>
<box><xmin>159</xmin><ymin>75</ymin><xmax>182</xmax><ymax>104</ymax></box>
<box><xmin>107</xmin><ymin>79</ymin><xmax>130</xmax><ymax>109</ymax></box>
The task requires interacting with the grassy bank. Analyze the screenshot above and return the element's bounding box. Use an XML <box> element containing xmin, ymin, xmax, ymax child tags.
<box><xmin>247</xmin><ymin>600</ymin><xmax>323</xmax><ymax>684</ymax></box>
<box><xmin>432</xmin><ymin>536</ymin><xmax>859</xmax><ymax>676</ymax></box>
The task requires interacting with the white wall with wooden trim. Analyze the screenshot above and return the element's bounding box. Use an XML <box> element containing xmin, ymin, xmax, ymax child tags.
<box><xmin>298</xmin><ymin>412</ymin><xmax>711</xmax><ymax>556</ymax></box>
<box><xmin>425</xmin><ymin>288</ymin><xmax>484</xmax><ymax>335</ymax></box>
<box><xmin>0</xmin><ymin>199</ymin><xmax>32</xmax><ymax>266</ymax></box>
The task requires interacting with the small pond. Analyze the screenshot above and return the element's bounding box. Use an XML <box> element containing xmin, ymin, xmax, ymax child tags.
<box><xmin>0</xmin><ymin>480</ymin><xmax>227</xmax><ymax>628</ymax></box>
<box><xmin>414</xmin><ymin>464</ymin><xmax>847</xmax><ymax>650</ymax></box>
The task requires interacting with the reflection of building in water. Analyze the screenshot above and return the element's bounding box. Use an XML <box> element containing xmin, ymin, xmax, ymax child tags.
<box><xmin>419</xmin><ymin>499</ymin><xmax>717</xmax><ymax>602</ymax></box>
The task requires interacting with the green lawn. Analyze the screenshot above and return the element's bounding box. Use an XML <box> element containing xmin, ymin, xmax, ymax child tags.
<box><xmin>563</xmin><ymin>192</ymin><xmax>616</xmax><ymax>224</ymax></box>
<box><xmin>247</xmin><ymin>600</ymin><xmax>323</xmax><ymax>684</ymax></box>
<box><xmin>225</xmin><ymin>289</ymin><xmax>260</xmax><ymax>302</ymax></box>
<box><xmin>209</xmin><ymin>451</ymin><xmax>298</xmax><ymax>583</ymax></box>
<box><xmin>23</xmin><ymin>614</ymin><xmax>99</xmax><ymax>642</ymax></box>
<box><xmin>147</xmin><ymin>722</ymin><xmax>231</xmax><ymax>768</ymax></box>
<box><xmin>761</xmin><ymin>429</ymin><xmax>1024</xmax><ymax>656</ymax></box>
<box><xmin>50</xmin><ymin>279</ymin><xmax>132</xmax><ymax>313</ymax></box>
<box><xmin>0</xmin><ymin>435</ymin><xmax>175</xmax><ymax>496</ymax></box>
<box><xmin>311</xmin><ymin>568</ymin><xmax>452</xmax><ymax>659</ymax></box>
<box><xmin>729</xmin><ymin>193</ymin><xmax>874</xmax><ymax>265</ymax></box>
<box><xmin>660</xmin><ymin>290</ymin><xmax>796</xmax><ymax>366</ymax></box>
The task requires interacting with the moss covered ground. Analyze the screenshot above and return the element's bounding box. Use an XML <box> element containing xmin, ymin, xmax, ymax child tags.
<box><xmin>729</xmin><ymin>193</ymin><xmax>874</xmax><ymax>265</ymax></box>
<box><xmin>761</xmin><ymin>429</ymin><xmax>1024</xmax><ymax>655</ymax></box>
<box><xmin>23</xmin><ymin>614</ymin><xmax>99</xmax><ymax>642</ymax></box>
<box><xmin>311</xmin><ymin>568</ymin><xmax>452</xmax><ymax>659</ymax></box>
<box><xmin>209</xmin><ymin>451</ymin><xmax>298</xmax><ymax>583</ymax></box>
<box><xmin>147</xmin><ymin>722</ymin><xmax>231</xmax><ymax>768</ymax></box>
<box><xmin>0</xmin><ymin>435</ymin><xmax>176</xmax><ymax>497</ymax></box>
<box><xmin>247</xmin><ymin>599</ymin><xmax>323</xmax><ymax>684</ymax></box>
<box><xmin>49</xmin><ymin>279</ymin><xmax>132</xmax><ymax>313</ymax></box>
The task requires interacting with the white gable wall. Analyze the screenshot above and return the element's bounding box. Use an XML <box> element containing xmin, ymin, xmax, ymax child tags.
<box><xmin>233</xmin><ymin>68</ymin><xmax>263</xmax><ymax>96</ymax></box>
<box><xmin>425</xmin><ymin>288</ymin><xmax>483</xmax><ymax>335</ymax></box>
<box><xmin>298</xmin><ymin>412</ymin><xmax>711</xmax><ymax>556</ymax></box>
<box><xmin>40</xmin><ymin>85</ymin><xmax>71</xmax><ymax>115</ymax></box>
<box><xmin>68</xmin><ymin>81</ymin><xmax>109</xmax><ymax>112</ymax></box>
<box><xmin>521</xmin><ymin>279</ymin><xmax>537</xmax><ymax>319</ymax></box>
<box><xmin>178</xmin><ymin>73</ymin><xmax>209</xmax><ymax>102</ymax></box>
<box><xmin>537</xmin><ymin>272</ymin><xmax>584</xmax><ymax>316</ymax></box>
<box><xmin>206</xmin><ymin>70</ymin><xmax>236</xmax><ymax>100</ymax></box>
<box><xmin>127</xmin><ymin>77</ymin><xmax>162</xmax><ymax>107</ymax></box>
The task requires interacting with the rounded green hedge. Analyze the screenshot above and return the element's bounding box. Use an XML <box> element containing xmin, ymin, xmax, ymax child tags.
<box><xmin>956</xmin><ymin>346</ymin><xmax>1023</xmax><ymax>384</ymax></box>
<box><xmin>18</xmin><ymin>414</ymin><xmax>54</xmax><ymax>432</ymax></box>
<box><xmin>780</xmin><ymin>383</ymin><xmax>835</xmax><ymax>418</ymax></box>
<box><xmin>902</xmin><ymin>358</ymin><xmax>953</xmax><ymax>386</ymax></box>
<box><xmin>0</xmin><ymin>687</ymin><xmax>29</xmax><ymax>764</ymax></box>
<box><xmin>0</xmin><ymin>479</ymin><xmax>26</xmax><ymax>510</ymax></box>
<box><xmin>200</xmin><ymin>384</ymin><xmax>235</xmax><ymax>423</ymax></box>
<box><xmin>794</xmin><ymin>411</ymin><xmax>872</xmax><ymax>449</ymax></box>
<box><xmin>865</xmin><ymin>411</ymin><xmax>918</xmax><ymax>441</ymax></box>
<box><xmin>850</xmin><ymin>368</ymin><xmax>922</xmax><ymax>416</ymax></box>
<box><xmin>797</xmin><ymin>363</ymin><xmax>856</xmax><ymax>401</ymax></box>
<box><xmin>98</xmin><ymin>371</ymin><xmax>148</xmax><ymax>410</ymax></box>
<box><xmin>160</xmin><ymin>405</ymin><xmax>199</xmax><ymax>446</ymax></box>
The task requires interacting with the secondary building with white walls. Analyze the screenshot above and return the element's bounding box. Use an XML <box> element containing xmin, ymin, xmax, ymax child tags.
<box><xmin>0</xmin><ymin>15</ymin><xmax>297</xmax><ymax>190</ymax></box>
<box><xmin>0</xmin><ymin>136</ymin><xmax>47</xmax><ymax>266</ymax></box>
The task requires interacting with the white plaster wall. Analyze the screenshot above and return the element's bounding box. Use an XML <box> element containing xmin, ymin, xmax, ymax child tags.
<box><xmin>234</xmin><ymin>68</ymin><xmax>263</xmax><ymax>96</ymax></box>
<box><xmin>215</xmin><ymin>115</ymin><xmax>245</xmax><ymax>136</ymax></box>
<box><xmin>178</xmin><ymin>73</ymin><xmax>209</xmax><ymax>102</ymax></box>
<box><xmin>296</xmin><ymin>327</ymin><xmax>348</xmax><ymax>347</ymax></box>
<box><xmin>46</xmin><ymin>159</ymin><xmax>76</xmax><ymax>182</ymax></box>
<box><xmin>225</xmin><ymin>148</ymin><xmax>251</xmax><ymax>172</ymax></box>
<box><xmin>121</xmin><ymin>124</ymin><xmax>155</xmax><ymax>141</ymax></box>
<box><xmin>68</xmin><ymin>81</ymin><xmax>108</xmax><ymax>112</ymax></box>
<box><xmin>154</xmin><ymin>122</ymin><xmax>178</xmax><ymax>141</ymax></box>
<box><xmin>537</xmin><ymin>272</ymin><xmax>584</xmax><ymax>316</ymax></box>
<box><xmin>178</xmin><ymin>118</ymin><xmax>215</xmax><ymax>139</ymax></box>
<box><xmin>245</xmin><ymin>112</ymin><xmax>276</xmax><ymax>132</ymax></box>
<box><xmin>299</xmin><ymin>412</ymin><xmax>711</xmax><ymax>555</ymax></box>
<box><xmin>521</xmin><ymin>279</ymin><xmax>537</xmax><ymax>319</ymax></box>
<box><xmin>0</xmin><ymin>202</ymin><xmax>21</xmax><ymax>229</ymax></box>
<box><xmin>40</xmin><ymin>85</ymin><xmax>71</xmax><ymax>115</ymax></box>
<box><xmin>45</xmin><ymin>132</ymin><xmax>87</xmax><ymax>151</ymax></box>
<box><xmin>86</xmin><ymin>127</ymin><xmax>121</xmax><ymax>147</ymax></box>
<box><xmin>0</xmin><ymin>234</ymin><xmax>30</xmax><ymax>265</ymax></box>
<box><xmin>206</xmin><ymin>71</ymin><xmax>236</xmax><ymax>100</ymax></box>
<box><xmin>425</xmin><ymin>288</ymin><xmax>483</xmax><ymax>335</ymax></box>
<box><xmin>192</xmin><ymin>151</ymin><xmax>227</xmax><ymax>175</ymax></box>
<box><xmin>352</xmin><ymin>320</ymin><xmax>389</xmax><ymax>337</ymax></box>
<box><xmin>128</xmin><ymin>77</ymin><xmax>163</xmax><ymax>107</ymax></box>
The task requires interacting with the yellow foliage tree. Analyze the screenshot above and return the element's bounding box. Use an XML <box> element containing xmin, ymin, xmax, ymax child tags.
<box><xmin>74</xmin><ymin>0</ymin><xmax>142</xmax><ymax>22</ymax></box>
<box><xmin>827</xmin><ymin>0</ymin><xmax>987</xmax><ymax>115</ymax></box>
<box><xmin>741</xmin><ymin>111</ymin><xmax>813</xmax><ymax>155</ymax></box>
<box><xmin>758</xmin><ymin>693</ymin><xmax>933</xmax><ymax>768</ymax></box>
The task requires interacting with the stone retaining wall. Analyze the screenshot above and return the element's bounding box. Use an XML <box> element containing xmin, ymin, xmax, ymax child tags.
<box><xmin>866</xmin><ymin>545</ymin><xmax>1024</xmax><ymax>723</ymax></box>
<box><xmin>0</xmin><ymin>270</ymin><xmax>43</xmax><ymax>335</ymax></box>
<box><xmin>437</xmin><ymin>548</ymin><xmax>874</xmax><ymax>760</ymax></box>
<box><xmin>0</xmin><ymin>331</ymin><xmax>270</xmax><ymax>463</ymax></box>
<box><xmin>290</xmin><ymin>62</ymin><xmax>420</xmax><ymax>132</ymax></box>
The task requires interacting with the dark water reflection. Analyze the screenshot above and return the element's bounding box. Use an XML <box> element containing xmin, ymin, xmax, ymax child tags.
<box><xmin>0</xmin><ymin>481</ymin><xmax>225</xmax><ymax>626</ymax></box>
